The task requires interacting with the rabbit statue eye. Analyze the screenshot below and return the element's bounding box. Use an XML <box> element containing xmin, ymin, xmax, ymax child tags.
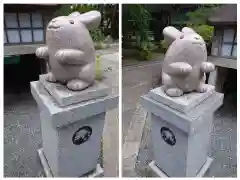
<box><xmin>69</xmin><ymin>20</ymin><xmax>74</xmax><ymax>24</ymax></box>
<box><xmin>194</xmin><ymin>37</ymin><xmax>200</xmax><ymax>40</ymax></box>
<box><xmin>180</xmin><ymin>35</ymin><xmax>184</xmax><ymax>39</ymax></box>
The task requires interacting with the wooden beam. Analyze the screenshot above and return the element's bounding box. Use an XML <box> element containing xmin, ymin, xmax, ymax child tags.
<box><xmin>208</xmin><ymin>56</ymin><xmax>236</xmax><ymax>70</ymax></box>
<box><xmin>4</xmin><ymin>44</ymin><xmax>45</xmax><ymax>56</ymax></box>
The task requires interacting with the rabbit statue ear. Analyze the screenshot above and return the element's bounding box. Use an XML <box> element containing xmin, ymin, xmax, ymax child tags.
<box><xmin>69</xmin><ymin>11</ymin><xmax>81</xmax><ymax>17</ymax></box>
<box><xmin>163</xmin><ymin>26</ymin><xmax>183</xmax><ymax>44</ymax></box>
<box><xmin>181</xmin><ymin>27</ymin><xmax>196</xmax><ymax>34</ymax></box>
<box><xmin>77</xmin><ymin>10</ymin><xmax>101</xmax><ymax>30</ymax></box>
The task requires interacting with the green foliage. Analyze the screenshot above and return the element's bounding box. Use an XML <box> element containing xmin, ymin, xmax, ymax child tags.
<box><xmin>70</xmin><ymin>4</ymin><xmax>98</xmax><ymax>13</ymax></box>
<box><xmin>139</xmin><ymin>41</ymin><xmax>154</xmax><ymax>53</ymax></box>
<box><xmin>90</xmin><ymin>28</ymin><xmax>105</xmax><ymax>42</ymax></box>
<box><xmin>128</xmin><ymin>5</ymin><xmax>152</xmax><ymax>42</ymax></box>
<box><xmin>160</xmin><ymin>39</ymin><xmax>169</xmax><ymax>52</ymax></box>
<box><xmin>123</xmin><ymin>5</ymin><xmax>156</xmax><ymax>60</ymax></box>
<box><xmin>186</xmin><ymin>5</ymin><xmax>220</xmax><ymax>25</ymax></box>
<box><xmin>54</xmin><ymin>5</ymin><xmax>73</xmax><ymax>16</ymax></box>
<box><xmin>160</xmin><ymin>25</ymin><xmax>214</xmax><ymax>52</ymax></box>
<box><xmin>95</xmin><ymin>42</ymin><xmax>109</xmax><ymax>50</ymax></box>
<box><xmin>55</xmin><ymin>4</ymin><xmax>98</xmax><ymax>16</ymax></box>
<box><xmin>185</xmin><ymin>5</ymin><xmax>221</xmax><ymax>43</ymax></box>
<box><xmin>54</xmin><ymin>4</ymin><xmax>107</xmax><ymax>42</ymax></box>
<box><xmin>190</xmin><ymin>25</ymin><xmax>214</xmax><ymax>42</ymax></box>
<box><xmin>125</xmin><ymin>5</ymin><xmax>152</xmax><ymax>43</ymax></box>
<box><xmin>139</xmin><ymin>41</ymin><xmax>158</xmax><ymax>60</ymax></box>
<box><xmin>160</xmin><ymin>5</ymin><xmax>220</xmax><ymax>52</ymax></box>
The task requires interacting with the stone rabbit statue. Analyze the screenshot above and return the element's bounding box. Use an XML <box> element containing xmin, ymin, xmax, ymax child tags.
<box><xmin>162</xmin><ymin>26</ymin><xmax>215</xmax><ymax>97</ymax></box>
<box><xmin>36</xmin><ymin>11</ymin><xmax>101</xmax><ymax>91</ymax></box>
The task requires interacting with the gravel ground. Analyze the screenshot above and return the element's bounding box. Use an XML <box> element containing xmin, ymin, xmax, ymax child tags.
<box><xmin>4</xmin><ymin>92</ymin><xmax>44</xmax><ymax>177</ymax></box>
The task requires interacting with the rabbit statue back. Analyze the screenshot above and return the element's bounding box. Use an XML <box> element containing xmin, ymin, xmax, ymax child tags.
<box><xmin>36</xmin><ymin>11</ymin><xmax>101</xmax><ymax>91</ymax></box>
<box><xmin>162</xmin><ymin>26</ymin><xmax>215</xmax><ymax>97</ymax></box>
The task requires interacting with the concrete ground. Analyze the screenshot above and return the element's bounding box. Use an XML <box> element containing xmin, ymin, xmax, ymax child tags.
<box><xmin>100</xmin><ymin>48</ymin><xmax>119</xmax><ymax>177</ymax></box>
<box><xmin>122</xmin><ymin>60</ymin><xmax>162</xmax><ymax>177</ymax></box>
<box><xmin>4</xmin><ymin>46</ymin><xmax>119</xmax><ymax>177</ymax></box>
<box><xmin>122</xmin><ymin>61</ymin><xmax>237</xmax><ymax>177</ymax></box>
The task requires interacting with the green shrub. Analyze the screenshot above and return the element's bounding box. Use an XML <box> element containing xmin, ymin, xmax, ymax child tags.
<box><xmin>189</xmin><ymin>25</ymin><xmax>214</xmax><ymax>43</ymax></box>
<box><xmin>55</xmin><ymin>5</ymin><xmax>106</xmax><ymax>43</ymax></box>
<box><xmin>138</xmin><ymin>41</ymin><xmax>157</xmax><ymax>60</ymax></box>
<box><xmin>123</xmin><ymin>5</ymin><xmax>156</xmax><ymax>60</ymax></box>
<box><xmin>90</xmin><ymin>28</ymin><xmax>105</xmax><ymax>43</ymax></box>
<box><xmin>158</xmin><ymin>5</ymin><xmax>219</xmax><ymax>52</ymax></box>
<box><xmin>185</xmin><ymin>5</ymin><xmax>218</xmax><ymax>43</ymax></box>
<box><xmin>71</xmin><ymin>4</ymin><xmax>98</xmax><ymax>13</ymax></box>
<box><xmin>160</xmin><ymin>39</ymin><xmax>169</xmax><ymax>53</ymax></box>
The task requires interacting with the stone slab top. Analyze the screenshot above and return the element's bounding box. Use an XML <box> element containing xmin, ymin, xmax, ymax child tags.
<box><xmin>149</xmin><ymin>84</ymin><xmax>215</xmax><ymax>114</ymax></box>
<box><xmin>39</xmin><ymin>74</ymin><xmax>110</xmax><ymax>107</ymax></box>
<box><xmin>31</xmin><ymin>81</ymin><xmax>118</xmax><ymax>128</ymax></box>
<box><xmin>141</xmin><ymin>92</ymin><xmax>224</xmax><ymax>134</ymax></box>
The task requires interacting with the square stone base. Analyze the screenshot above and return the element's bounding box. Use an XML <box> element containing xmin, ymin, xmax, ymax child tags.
<box><xmin>37</xmin><ymin>148</ymin><xmax>104</xmax><ymax>177</ymax></box>
<box><xmin>39</xmin><ymin>74</ymin><xmax>109</xmax><ymax>107</ymax></box>
<box><xmin>149</xmin><ymin>84</ymin><xmax>215</xmax><ymax>113</ymax></box>
<box><xmin>149</xmin><ymin>157</ymin><xmax>213</xmax><ymax>177</ymax></box>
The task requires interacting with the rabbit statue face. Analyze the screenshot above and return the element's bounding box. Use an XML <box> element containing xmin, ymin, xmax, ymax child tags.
<box><xmin>47</xmin><ymin>15</ymin><xmax>83</xmax><ymax>35</ymax></box>
<box><xmin>161</xmin><ymin>26</ymin><xmax>215</xmax><ymax>97</ymax></box>
<box><xmin>36</xmin><ymin>11</ymin><xmax>102</xmax><ymax>91</ymax></box>
<box><xmin>163</xmin><ymin>26</ymin><xmax>207</xmax><ymax>67</ymax></box>
<box><xmin>46</xmin><ymin>11</ymin><xmax>101</xmax><ymax>49</ymax></box>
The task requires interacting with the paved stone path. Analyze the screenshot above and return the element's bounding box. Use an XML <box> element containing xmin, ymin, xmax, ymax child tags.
<box><xmin>4</xmin><ymin>47</ymin><xmax>119</xmax><ymax>177</ymax></box>
<box><xmin>100</xmin><ymin>49</ymin><xmax>119</xmax><ymax>177</ymax></box>
<box><xmin>122</xmin><ymin>61</ymin><xmax>162</xmax><ymax>177</ymax></box>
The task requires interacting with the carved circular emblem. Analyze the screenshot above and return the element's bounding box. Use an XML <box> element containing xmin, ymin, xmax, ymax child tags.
<box><xmin>160</xmin><ymin>127</ymin><xmax>176</xmax><ymax>146</ymax></box>
<box><xmin>72</xmin><ymin>126</ymin><xmax>92</xmax><ymax>145</ymax></box>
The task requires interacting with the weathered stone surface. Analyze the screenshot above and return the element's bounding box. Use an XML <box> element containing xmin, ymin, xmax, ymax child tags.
<box><xmin>141</xmin><ymin>92</ymin><xmax>223</xmax><ymax>134</ymax></box>
<box><xmin>149</xmin><ymin>84</ymin><xmax>215</xmax><ymax>113</ymax></box>
<box><xmin>31</xmin><ymin>81</ymin><xmax>117</xmax><ymax>128</ymax></box>
<box><xmin>141</xmin><ymin>90</ymin><xmax>224</xmax><ymax>177</ymax></box>
<box><xmin>36</xmin><ymin>11</ymin><xmax>101</xmax><ymax>91</ymax></box>
<box><xmin>102</xmin><ymin>108</ymin><xmax>119</xmax><ymax>177</ymax></box>
<box><xmin>31</xmin><ymin>80</ymin><xmax>118</xmax><ymax>177</ymax></box>
<box><xmin>38</xmin><ymin>148</ymin><xmax>104</xmax><ymax>177</ymax></box>
<box><xmin>39</xmin><ymin>110</ymin><xmax>105</xmax><ymax>177</ymax></box>
<box><xmin>39</xmin><ymin>74</ymin><xmax>109</xmax><ymax>107</ymax></box>
<box><xmin>162</xmin><ymin>26</ymin><xmax>215</xmax><ymax>97</ymax></box>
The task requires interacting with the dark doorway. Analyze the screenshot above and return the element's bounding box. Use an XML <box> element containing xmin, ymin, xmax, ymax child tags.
<box><xmin>4</xmin><ymin>54</ymin><xmax>42</xmax><ymax>94</ymax></box>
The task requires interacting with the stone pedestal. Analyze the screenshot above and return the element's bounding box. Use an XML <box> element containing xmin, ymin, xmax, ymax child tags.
<box><xmin>141</xmin><ymin>84</ymin><xmax>224</xmax><ymax>177</ymax></box>
<box><xmin>30</xmin><ymin>74</ymin><xmax>118</xmax><ymax>177</ymax></box>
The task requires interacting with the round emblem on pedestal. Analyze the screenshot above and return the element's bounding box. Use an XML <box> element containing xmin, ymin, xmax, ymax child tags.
<box><xmin>72</xmin><ymin>126</ymin><xmax>92</xmax><ymax>145</ymax></box>
<box><xmin>160</xmin><ymin>127</ymin><xmax>176</xmax><ymax>146</ymax></box>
